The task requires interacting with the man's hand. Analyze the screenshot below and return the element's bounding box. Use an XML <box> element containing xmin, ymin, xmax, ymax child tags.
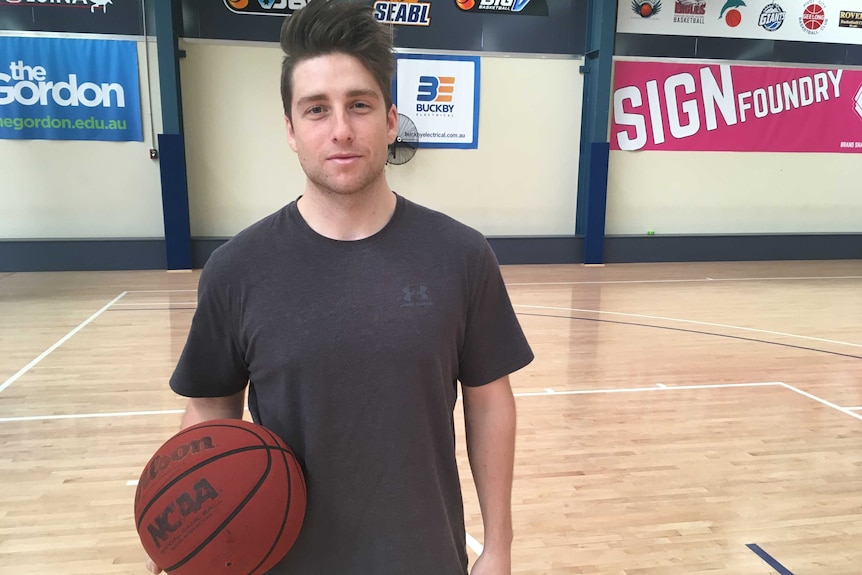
<box><xmin>145</xmin><ymin>554</ymin><xmax>162</xmax><ymax>574</ymax></box>
<box><xmin>470</xmin><ymin>549</ymin><xmax>511</xmax><ymax>575</ymax></box>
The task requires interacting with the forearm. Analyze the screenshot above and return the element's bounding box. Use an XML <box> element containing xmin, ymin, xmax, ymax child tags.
<box><xmin>180</xmin><ymin>389</ymin><xmax>246</xmax><ymax>429</ymax></box>
<box><xmin>464</xmin><ymin>381</ymin><xmax>517</xmax><ymax>553</ymax></box>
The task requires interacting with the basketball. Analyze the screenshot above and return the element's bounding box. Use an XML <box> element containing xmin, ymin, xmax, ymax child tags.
<box><xmin>456</xmin><ymin>0</ymin><xmax>475</xmax><ymax>11</ymax></box>
<box><xmin>134</xmin><ymin>419</ymin><xmax>306</xmax><ymax>575</ymax></box>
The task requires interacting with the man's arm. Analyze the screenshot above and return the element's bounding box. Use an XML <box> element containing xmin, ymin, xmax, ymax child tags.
<box><xmin>145</xmin><ymin>388</ymin><xmax>247</xmax><ymax>574</ymax></box>
<box><xmin>462</xmin><ymin>375</ymin><xmax>517</xmax><ymax>574</ymax></box>
<box><xmin>179</xmin><ymin>388</ymin><xmax>246</xmax><ymax>429</ymax></box>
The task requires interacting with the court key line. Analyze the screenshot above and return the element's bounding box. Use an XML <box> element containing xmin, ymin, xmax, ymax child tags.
<box><xmin>0</xmin><ymin>382</ymin><xmax>794</xmax><ymax>423</ymax></box>
<box><xmin>514</xmin><ymin>304</ymin><xmax>862</xmax><ymax>349</ymax></box>
<box><xmin>0</xmin><ymin>292</ymin><xmax>128</xmax><ymax>394</ymax></box>
<box><xmin>507</xmin><ymin>275</ymin><xmax>862</xmax><ymax>286</ymax></box>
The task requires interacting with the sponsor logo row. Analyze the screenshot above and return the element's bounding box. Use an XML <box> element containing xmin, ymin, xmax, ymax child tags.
<box><xmin>223</xmin><ymin>0</ymin><xmax>546</xmax><ymax>25</ymax></box>
<box><xmin>631</xmin><ymin>0</ymin><xmax>862</xmax><ymax>33</ymax></box>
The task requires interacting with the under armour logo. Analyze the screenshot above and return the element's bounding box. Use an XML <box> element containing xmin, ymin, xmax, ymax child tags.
<box><xmin>401</xmin><ymin>285</ymin><xmax>432</xmax><ymax>307</ymax></box>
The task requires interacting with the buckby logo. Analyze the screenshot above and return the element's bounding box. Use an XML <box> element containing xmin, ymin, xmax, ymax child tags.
<box><xmin>418</xmin><ymin>76</ymin><xmax>454</xmax><ymax>104</ymax></box>
<box><xmin>373</xmin><ymin>0</ymin><xmax>431</xmax><ymax>26</ymax></box>
<box><xmin>223</xmin><ymin>0</ymin><xmax>308</xmax><ymax>15</ymax></box>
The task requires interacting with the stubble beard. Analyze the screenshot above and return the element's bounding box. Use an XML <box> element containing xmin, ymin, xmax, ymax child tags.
<box><xmin>305</xmin><ymin>158</ymin><xmax>386</xmax><ymax>200</ymax></box>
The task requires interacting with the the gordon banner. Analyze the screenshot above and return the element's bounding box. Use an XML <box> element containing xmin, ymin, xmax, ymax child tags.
<box><xmin>394</xmin><ymin>54</ymin><xmax>479</xmax><ymax>149</ymax></box>
<box><xmin>0</xmin><ymin>36</ymin><xmax>142</xmax><ymax>142</ymax></box>
<box><xmin>611</xmin><ymin>60</ymin><xmax>862</xmax><ymax>153</ymax></box>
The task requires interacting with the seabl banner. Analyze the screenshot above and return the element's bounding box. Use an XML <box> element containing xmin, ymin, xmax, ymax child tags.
<box><xmin>611</xmin><ymin>60</ymin><xmax>862</xmax><ymax>153</ymax></box>
<box><xmin>0</xmin><ymin>36</ymin><xmax>142</xmax><ymax>142</ymax></box>
<box><xmin>394</xmin><ymin>54</ymin><xmax>479</xmax><ymax>149</ymax></box>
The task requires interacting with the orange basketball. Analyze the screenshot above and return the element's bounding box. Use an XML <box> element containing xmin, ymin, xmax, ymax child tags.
<box><xmin>456</xmin><ymin>0</ymin><xmax>475</xmax><ymax>10</ymax></box>
<box><xmin>134</xmin><ymin>419</ymin><xmax>306</xmax><ymax>575</ymax></box>
<box><xmin>228</xmin><ymin>0</ymin><xmax>249</xmax><ymax>9</ymax></box>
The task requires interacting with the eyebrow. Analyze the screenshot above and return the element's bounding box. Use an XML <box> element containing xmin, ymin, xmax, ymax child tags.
<box><xmin>295</xmin><ymin>89</ymin><xmax>381</xmax><ymax>108</ymax></box>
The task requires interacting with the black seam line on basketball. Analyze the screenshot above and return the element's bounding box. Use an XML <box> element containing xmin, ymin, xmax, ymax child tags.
<box><xmin>515</xmin><ymin>313</ymin><xmax>862</xmax><ymax>361</ymax></box>
<box><xmin>245</xmin><ymin>426</ymin><xmax>294</xmax><ymax>575</ymax></box>
<box><xmin>136</xmin><ymin>425</ymin><xmax>271</xmax><ymax>528</ymax></box>
<box><xmin>135</xmin><ymin>444</ymin><xmax>292</xmax><ymax>530</ymax></box>
<box><xmin>163</xmin><ymin>442</ymin><xmax>275</xmax><ymax>573</ymax></box>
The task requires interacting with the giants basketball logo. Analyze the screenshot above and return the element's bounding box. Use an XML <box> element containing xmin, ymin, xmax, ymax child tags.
<box><xmin>138</xmin><ymin>437</ymin><xmax>216</xmax><ymax>494</ymax></box>
<box><xmin>147</xmin><ymin>478</ymin><xmax>220</xmax><ymax>550</ymax></box>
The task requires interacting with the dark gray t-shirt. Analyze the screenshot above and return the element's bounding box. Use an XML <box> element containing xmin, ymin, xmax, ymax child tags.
<box><xmin>170</xmin><ymin>194</ymin><xmax>534</xmax><ymax>574</ymax></box>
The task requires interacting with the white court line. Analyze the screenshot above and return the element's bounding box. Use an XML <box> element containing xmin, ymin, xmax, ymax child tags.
<box><xmin>779</xmin><ymin>383</ymin><xmax>862</xmax><ymax>423</ymax></box>
<box><xmin>656</xmin><ymin>383</ymin><xmax>668</xmax><ymax>389</ymax></box>
<box><xmin>846</xmin><ymin>407</ymin><xmax>862</xmax><ymax>411</ymax></box>
<box><xmin>0</xmin><ymin>292</ymin><xmax>128</xmax><ymax>394</ymax></box>
<box><xmin>111</xmin><ymin>302</ymin><xmax>197</xmax><ymax>306</ymax></box>
<box><xmin>514</xmin><ymin>304</ymin><xmax>862</xmax><ymax>349</ymax></box>
<box><xmin>127</xmin><ymin>480</ymin><xmax>139</xmax><ymax>486</ymax></box>
<box><xmin>0</xmin><ymin>409</ymin><xmax>185</xmax><ymax>423</ymax></box>
<box><xmin>507</xmin><ymin>275</ymin><xmax>862</xmax><ymax>286</ymax></box>
<box><xmin>509</xmin><ymin>382</ymin><xmax>781</xmax><ymax>398</ymax></box>
<box><xmin>465</xmin><ymin>532</ymin><xmax>484</xmax><ymax>555</ymax></box>
<box><xmin>124</xmin><ymin>289</ymin><xmax>197</xmax><ymax>293</ymax></box>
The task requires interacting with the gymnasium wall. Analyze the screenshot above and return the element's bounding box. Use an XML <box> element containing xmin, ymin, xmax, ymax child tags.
<box><xmin>610</xmin><ymin>2</ymin><xmax>862</xmax><ymax>243</ymax></box>
<box><xmin>179</xmin><ymin>40</ymin><xmax>583</xmax><ymax>238</ymax></box>
<box><xmin>0</xmin><ymin>37</ymin><xmax>164</xmax><ymax>240</ymax></box>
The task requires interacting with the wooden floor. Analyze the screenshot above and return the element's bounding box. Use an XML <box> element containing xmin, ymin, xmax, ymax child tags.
<box><xmin>1</xmin><ymin>260</ymin><xmax>861</xmax><ymax>574</ymax></box>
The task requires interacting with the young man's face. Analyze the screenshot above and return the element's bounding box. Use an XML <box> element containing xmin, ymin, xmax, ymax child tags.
<box><xmin>286</xmin><ymin>53</ymin><xmax>398</xmax><ymax>197</ymax></box>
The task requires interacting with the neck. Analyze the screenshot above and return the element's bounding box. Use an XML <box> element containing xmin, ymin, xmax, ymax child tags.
<box><xmin>296</xmin><ymin>179</ymin><xmax>397</xmax><ymax>241</ymax></box>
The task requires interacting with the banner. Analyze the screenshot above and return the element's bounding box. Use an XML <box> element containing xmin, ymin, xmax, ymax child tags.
<box><xmin>0</xmin><ymin>36</ymin><xmax>143</xmax><ymax>142</ymax></box>
<box><xmin>394</xmin><ymin>55</ymin><xmax>479</xmax><ymax>149</ymax></box>
<box><xmin>0</xmin><ymin>0</ymin><xmax>144</xmax><ymax>36</ymax></box>
<box><xmin>617</xmin><ymin>0</ymin><xmax>862</xmax><ymax>46</ymax></box>
<box><xmin>611</xmin><ymin>60</ymin><xmax>862</xmax><ymax>153</ymax></box>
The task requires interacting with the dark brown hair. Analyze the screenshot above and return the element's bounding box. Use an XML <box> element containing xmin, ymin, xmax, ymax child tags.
<box><xmin>279</xmin><ymin>0</ymin><xmax>395</xmax><ymax>120</ymax></box>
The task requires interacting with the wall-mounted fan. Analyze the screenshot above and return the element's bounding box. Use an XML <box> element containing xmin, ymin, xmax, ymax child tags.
<box><xmin>387</xmin><ymin>113</ymin><xmax>419</xmax><ymax>165</ymax></box>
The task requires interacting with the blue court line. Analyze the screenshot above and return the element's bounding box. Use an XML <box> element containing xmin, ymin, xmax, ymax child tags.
<box><xmin>746</xmin><ymin>544</ymin><xmax>795</xmax><ymax>575</ymax></box>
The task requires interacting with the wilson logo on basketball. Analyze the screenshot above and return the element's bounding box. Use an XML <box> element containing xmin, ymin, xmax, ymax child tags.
<box><xmin>138</xmin><ymin>437</ymin><xmax>216</xmax><ymax>494</ymax></box>
<box><xmin>147</xmin><ymin>478</ymin><xmax>221</xmax><ymax>550</ymax></box>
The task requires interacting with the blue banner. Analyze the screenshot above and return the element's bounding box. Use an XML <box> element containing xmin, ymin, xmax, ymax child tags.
<box><xmin>0</xmin><ymin>36</ymin><xmax>142</xmax><ymax>142</ymax></box>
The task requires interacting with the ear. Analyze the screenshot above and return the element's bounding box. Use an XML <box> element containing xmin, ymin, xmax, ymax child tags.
<box><xmin>387</xmin><ymin>104</ymin><xmax>398</xmax><ymax>145</ymax></box>
<box><xmin>285</xmin><ymin>115</ymin><xmax>298</xmax><ymax>153</ymax></box>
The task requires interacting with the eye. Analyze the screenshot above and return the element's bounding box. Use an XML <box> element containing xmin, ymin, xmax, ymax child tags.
<box><xmin>307</xmin><ymin>105</ymin><xmax>324</xmax><ymax>116</ymax></box>
<box><xmin>352</xmin><ymin>102</ymin><xmax>371</xmax><ymax>111</ymax></box>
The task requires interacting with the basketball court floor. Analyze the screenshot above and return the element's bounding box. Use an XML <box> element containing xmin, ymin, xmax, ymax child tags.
<box><xmin>1</xmin><ymin>260</ymin><xmax>860</xmax><ymax>574</ymax></box>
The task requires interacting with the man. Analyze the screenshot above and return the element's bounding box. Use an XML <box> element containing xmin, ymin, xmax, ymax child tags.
<box><xmin>146</xmin><ymin>0</ymin><xmax>533</xmax><ymax>573</ymax></box>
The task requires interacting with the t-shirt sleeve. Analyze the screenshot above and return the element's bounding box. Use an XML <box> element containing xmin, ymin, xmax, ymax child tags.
<box><xmin>169</xmin><ymin>256</ymin><xmax>249</xmax><ymax>398</ymax></box>
<box><xmin>458</xmin><ymin>240</ymin><xmax>534</xmax><ymax>387</ymax></box>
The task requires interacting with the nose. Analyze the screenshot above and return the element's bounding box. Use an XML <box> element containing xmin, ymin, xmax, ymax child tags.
<box><xmin>331</xmin><ymin>109</ymin><xmax>354</xmax><ymax>143</ymax></box>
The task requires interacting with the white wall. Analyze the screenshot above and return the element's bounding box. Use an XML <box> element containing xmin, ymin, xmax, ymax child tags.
<box><xmin>0</xmin><ymin>37</ymin><xmax>165</xmax><ymax>239</ymax></box>
<box><xmin>179</xmin><ymin>40</ymin><xmax>583</xmax><ymax>238</ymax></box>
<box><xmin>607</xmin><ymin>150</ymin><xmax>862</xmax><ymax>235</ymax></box>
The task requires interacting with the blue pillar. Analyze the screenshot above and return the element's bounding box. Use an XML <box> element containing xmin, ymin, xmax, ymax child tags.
<box><xmin>153</xmin><ymin>0</ymin><xmax>192</xmax><ymax>270</ymax></box>
<box><xmin>576</xmin><ymin>0</ymin><xmax>617</xmax><ymax>264</ymax></box>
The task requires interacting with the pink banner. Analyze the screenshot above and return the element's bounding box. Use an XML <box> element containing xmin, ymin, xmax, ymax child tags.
<box><xmin>611</xmin><ymin>60</ymin><xmax>862</xmax><ymax>153</ymax></box>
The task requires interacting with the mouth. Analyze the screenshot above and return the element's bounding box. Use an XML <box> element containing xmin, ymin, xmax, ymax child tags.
<box><xmin>327</xmin><ymin>153</ymin><xmax>362</xmax><ymax>164</ymax></box>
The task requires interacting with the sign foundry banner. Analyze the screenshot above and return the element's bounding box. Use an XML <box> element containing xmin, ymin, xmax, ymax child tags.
<box><xmin>0</xmin><ymin>36</ymin><xmax>143</xmax><ymax>141</ymax></box>
<box><xmin>611</xmin><ymin>59</ymin><xmax>862</xmax><ymax>153</ymax></box>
